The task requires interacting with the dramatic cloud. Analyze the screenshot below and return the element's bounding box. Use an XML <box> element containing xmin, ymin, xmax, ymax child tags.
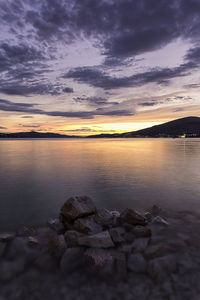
<box><xmin>0</xmin><ymin>99</ymin><xmax>133</xmax><ymax>119</ymax></box>
<box><xmin>63</xmin><ymin>87</ymin><xmax>74</xmax><ymax>93</ymax></box>
<box><xmin>0</xmin><ymin>126</ymin><xmax>6</xmax><ymax>129</ymax></box>
<box><xmin>74</xmin><ymin>96</ymin><xmax>118</xmax><ymax>106</ymax></box>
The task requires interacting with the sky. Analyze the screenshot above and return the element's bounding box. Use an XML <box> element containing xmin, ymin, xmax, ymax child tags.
<box><xmin>0</xmin><ymin>0</ymin><xmax>200</xmax><ymax>135</ymax></box>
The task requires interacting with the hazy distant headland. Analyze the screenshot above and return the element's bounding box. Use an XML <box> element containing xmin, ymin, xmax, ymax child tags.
<box><xmin>0</xmin><ymin>116</ymin><xmax>200</xmax><ymax>139</ymax></box>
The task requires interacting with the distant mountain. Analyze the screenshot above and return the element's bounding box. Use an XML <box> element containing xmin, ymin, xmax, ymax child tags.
<box><xmin>88</xmin><ymin>116</ymin><xmax>200</xmax><ymax>138</ymax></box>
<box><xmin>0</xmin><ymin>131</ymin><xmax>78</xmax><ymax>139</ymax></box>
<box><xmin>1</xmin><ymin>117</ymin><xmax>200</xmax><ymax>139</ymax></box>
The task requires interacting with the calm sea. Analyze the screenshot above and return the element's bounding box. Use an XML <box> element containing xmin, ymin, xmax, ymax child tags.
<box><xmin>0</xmin><ymin>138</ymin><xmax>200</xmax><ymax>232</ymax></box>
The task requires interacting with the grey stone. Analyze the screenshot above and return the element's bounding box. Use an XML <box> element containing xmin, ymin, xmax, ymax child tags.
<box><xmin>47</xmin><ymin>218</ymin><xmax>65</xmax><ymax>234</ymax></box>
<box><xmin>94</xmin><ymin>208</ymin><xmax>114</xmax><ymax>227</ymax></box>
<box><xmin>132</xmin><ymin>237</ymin><xmax>149</xmax><ymax>252</ymax></box>
<box><xmin>78</xmin><ymin>230</ymin><xmax>115</xmax><ymax>248</ymax></box>
<box><xmin>0</xmin><ymin>258</ymin><xmax>25</xmax><ymax>281</ymax></box>
<box><xmin>84</xmin><ymin>248</ymin><xmax>127</xmax><ymax>279</ymax></box>
<box><xmin>0</xmin><ymin>234</ymin><xmax>14</xmax><ymax>242</ymax></box>
<box><xmin>127</xmin><ymin>253</ymin><xmax>147</xmax><ymax>273</ymax></box>
<box><xmin>44</xmin><ymin>234</ymin><xmax>67</xmax><ymax>257</ymax></box>
<box><xmin>64</xmin><ymin>230</ymin><xmax>85</xmax><ymax>247</ymax></box>
<box><xmin>60</xmin><ymin>196</ymin><xmax>96</xmax><ymax>222</ymax></box>
<box><xmin>120</xmin><ymin>208</ymin><xmax>147</xmax><ymax>225</ymax></box>
<box><xmin>73</xmin><ymin>215</ymin><xmax>102</xmax><ymax>234</ymax></box>
<box><xmin>152</xmin><ymin>216</ymin><xmax>169</xmax><ymax>226</ymax></box>
<box><xmin>60</xmin><ymin>247</ymin><xmax>84</xmax><ymax>274</ymax></box>
<box><xmin>0</xmin><ymin>242</ymin><xmax>6</xmax><ymax>257</ymax></box>
<box><xmin>109</xmin><ymin>227</ymin><xmax>125</xmax><ymax>244</ymax></box>
<box><xmin>148</xmin><ymin>254</ymin><xmax>177</xmax><ymax>281</ymax></box>
<box><xmin>132</xmin><ymin>225</ymin><xmax>151</xmax><ymax>237</ymax></box>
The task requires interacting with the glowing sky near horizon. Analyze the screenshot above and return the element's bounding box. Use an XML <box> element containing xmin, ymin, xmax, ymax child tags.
<box><xmin>0</xmin><ymin>0</ymin><xmax>200</xmax><ymax>135</ymax></box>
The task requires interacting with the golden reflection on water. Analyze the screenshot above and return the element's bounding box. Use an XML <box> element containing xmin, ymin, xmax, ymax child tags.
<box><xmin>0</xmin><ymin>138</ymin><xmax>200</xmax><ymax>231</ymax></box>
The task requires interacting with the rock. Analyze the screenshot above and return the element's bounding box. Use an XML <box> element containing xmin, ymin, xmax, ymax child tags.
<box><xmin>0</xmin><ymin>234</ymin><xmax>14</xmax><ymax>242</ymax></box>
<box><xmin>0</xmin><ymin>258</ymin><xmax>25</xmax><ymax>281</ymax></box>
<box><xmin>110</xmin><ymin>210</ymin><xmax>121</xmax><ymax>226</ymax></box>
<box><xmin>109</xmin><ymin>227</ymin><xmax>125</xmax><ymax>244</ymax></box>
<box><xmin>123</xmin><ymin>232</ymin><xmax>135</xmax><ymax>243</ymax></box>
<box><xmin>152</xmin><ymin>216</ymin><xmax>169</xmax><ymax>226</ymax></box>
<box><xmin>35</xmin><ymin>253</ymin><xmax>58</xmax><ymax>272</ymax></box>
<box><xmin>84</xmin><ymin>248</ymin><xmax>127</xmax><ymax>279</ymax></box>
<box><xmin>132</xmin><ymin>225</ymin><xmax>151</xmax><ymax>238</ymax></box>
<box><xmin>78</xmin><ymin>230</ymin><xmax>115</xmax><ymax>248</ymax></box>
<box><xmin>132</xmin><ymin>237</ymin><xmax>149</xmax><ymax>252</ymax></box>
<box><xmin>47</xmin><ymin>218</ymin><xmax>65</xmax><ymax>234</ymax></box>
<box><xmin>5</xmin><ymin>237</ymin><xmax>39</xmax><ymax>263</ymax></box>
<box><xmin>148</xmin><ymin>255</ymin><xmax>177</xmax><ymax>282</ymax></box>
<box><xmin>127</xmin><ymin>253</ymin><xmax>147</xmax><ymax>273</ymax></box>
<box><xmin>60</xmin><ymin>247</ymin><xmax>84</xmax><ymax>274</ymax></box>
<box><xmin>27</xmin><ymin>236</ymin><xmax>39</xmax><ymax>247</ymax></box>
<box><xmin>73</xmin><ymin>215</ymin><xmax>102</xmax><ymax>234</ymax></box>
<box><xmin>60</xmin><ymin>196</ymin><xmax>96</xmax><ymax>222</ymax></box>
<box><xmin>64</xmin><ymin>230</ymin><xmax>85</xmax><ymax>247</ymax></box>
<box><xmin>144</xmin><ymin>212</ymin><xmax>152</xmax><ymax>222</ymax></box>
<box><xmin>45</xmin><ymin>234</ymin><xmax>67</xmax><ymax>257</ymax></box>
<box><xmin>94</xmin><ymin>208</ymin><xmax>114</xmax><ymax>227</ymax></box>
<box><xmin>120</xmin><ymin>208</ymin><xmax>147</xmax><ymax>226</ymax></box>
<box><xmin>0</xmin><ymin>242</ymin><xmax>6</xmax><ymax>257</ymax></box>
<box><xmin>118</xmin><ymin>243</ymin><xmax>133</xmax><ymax>254</ymax></box>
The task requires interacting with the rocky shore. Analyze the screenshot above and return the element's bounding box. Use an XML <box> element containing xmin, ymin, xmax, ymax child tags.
<box><xmin>0</xmin><ymin>196</ymin><xmax>200</xmax><ymax>300</ymax></box>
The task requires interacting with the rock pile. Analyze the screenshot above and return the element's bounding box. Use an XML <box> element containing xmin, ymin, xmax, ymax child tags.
<box><xmin>0</xmin><ymin>196</ymin><xmax>200</xmax><ymax>300</ymax></box>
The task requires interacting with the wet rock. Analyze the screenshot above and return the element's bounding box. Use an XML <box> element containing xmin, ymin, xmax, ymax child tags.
<box><xmin>0</xmin><ymin>242</ymin><xmax>6</xmax><ymax>257</ymax></box>
<box><xmin>78</xmin><ymin>230</ymin><xmax>115</xmax><ymax>248</ymax></box>
<box><xmin>109</xmin><ymin>227</ymin><xmax>125</xmax><ymax>244</ymax></box>
<box><xmin>127</xmin><ymin>253</ymin><xmax>147</xmax><ymax>273</ymax></box>
<box><xmin>47</xmin><ymin>218</ymin><xmax>65</xmax><ymax>234</ymax></box>
<box><xmin>120</xmin><ymin>208</ymin><xmax>147</xmax><ymax>226</ymax></box>
<box><xmin>73</xmin><ymin>215</ymin><xmax>102</xmax><ymax>234</ymax></box>
<box><xmin>27</xmin><ymin>236</ymin><xmax>39</xmax><ymax>247</ymax></box>
<box><xmin>132</xmin><ymin>237</ymin><xmax>149</xmax><ymax>252</ymax></box>
<box><xmin>123</xmin><ymin>232</ymin><xmax>135</xmax><ymax>243</ymax></box>
<box><xmin>85</xmin><ymin>248</ymin><xmax>127</xmax><ymax>279</ymax></box>
<box><xmin>64</xmin><ymin>230</ymin><xmax>84</xmax><ymax>247</ymax></box>
<box><xmin>0</xmin><ymin>258</ymin><xmax>25</xmax><ymax>281</ymax></box>
<box><xmin>148</xmin><ymin>254</ymin><xmax>177</xmax><ymax>282</ymax></box>
<box><xmin>0</xmin><ymin>233</ymin><xmax>14</xmax><ymax>242</ymax></box>
<box><xmin>132</xmin><ymin>225</ymin><xmax>151</xmax><ymax>238</ymax></box>
<box><xmin>35</xmin><ymin>253</ymin><xmax>58</xmax><ymax>272</ymax></box>
<box><xmin>94</xmin><ymin>208</ymin><xmax>114</xmax><ymax>227</ymax></box>
<box><xmin>144</xmin><ymin>212</ymin><xmax>152</xmax><ymax>222</ymax></box>
<box><xmin>152</xmin><ymin>216</ymin><xmax>169</xmax><ymax>226</ymax></box>
<box><xmin>45</xmin><ymin>234</ymin><xmax>67</xmax><ymax>257</ymax></box>
<box><xmin>6</xmin><ymin>237</ymin><xmax>39</xmax><ymax>263</ymax></box>
<box><xmin>60</xmin><ymin>247</ymin><xmax>85</xmax><ymax>274</ymax></box>
<box><xmin>60</xmin><ymin>196</ymin><xmax>96</xmax><ymax>222</ymax></box>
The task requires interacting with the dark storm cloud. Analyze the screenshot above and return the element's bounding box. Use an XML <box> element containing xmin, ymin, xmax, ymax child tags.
<box><xmin>74</xmin><ymin>96</ymin><xmax>119</xmax><ymax>106</ymax></box>
<box><xmin>63</xmin><ymin>87</ymin><xmax>74</xmax><ymax>93</ymax></box>
<box><xmin>138</xmin><ymin>102</ymin><xmax>157</xmax><ymax>107</ymax></box>
<box><xmin>66</xmin><ymin>44</ymin><xmax>200</xmax><ymax>89</ymax></box>
<box><xmin>0</xmin><ymin>98</ymin><xmax>133</xmax><ymax>119</ymax></box>
<box><xmin>0</xmin><ymin>126</ymin><xmax>7</xmax><ymax>129</ymax></box>
<box><xmin>2</xmin><ymin>0</ymin><xmax>200</xmax><ymax>59</ymax></box>
<box><xmin>0</xmin><ymin>42</ymin><xmax>45</xmax><ymax>72</ymax></box>
<box><xmin>0</xmin><ymin>82</ymin><xmax>59</xmax><ymax>96</ymax></box>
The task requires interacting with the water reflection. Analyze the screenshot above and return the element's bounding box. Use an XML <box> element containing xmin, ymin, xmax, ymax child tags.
<box><xmin>0</xmin><ymin>138</ymin><xmax>200</xmax><ymax>231</ymax></box>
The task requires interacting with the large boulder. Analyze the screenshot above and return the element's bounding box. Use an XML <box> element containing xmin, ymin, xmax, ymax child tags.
<box><xmin>94</xmin><ymin>208</ymin><xmax>114</xmax><ymax>227</ymax></box>
<box><xmin>60</xmin><ymin>196</ymin><xmax>96</xmax><ymax>222</ymax></box>
<box><xmin>127</xmin><ymin>253</ymin><xmax>147</xmax><ymax>273</ymax></box>
<box><xmin>64</xmin><ymin>230</ymin><xmax>85</xmax><ymax>247</ymax></box>
<box><xmin>78</xmin><ymin>230</ymin><xmax>115</xmax><ymax>248</ymax></box>
<box><xmin>84</xmin><ymin>248</ymin><xmax>127</xmax><ymax>279</ymax></box>
<box><xmin>73</xmin><ymin>215</ymin><xmax>102</xmax><ymax>235</ymax></box>
<box><xmin>60</xmin><ymin>247</ymin><xmax>85</xmax><ymax>274</ymax></box>
<box><xmin>132</xmin><ymin>225</ymin><xmax>151</xmax><ymax>238</ymax></box>
<box><xmin>120</xmin><ymin>208</ymin><xmax>147</xmax><ymax>226</ymax></box>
